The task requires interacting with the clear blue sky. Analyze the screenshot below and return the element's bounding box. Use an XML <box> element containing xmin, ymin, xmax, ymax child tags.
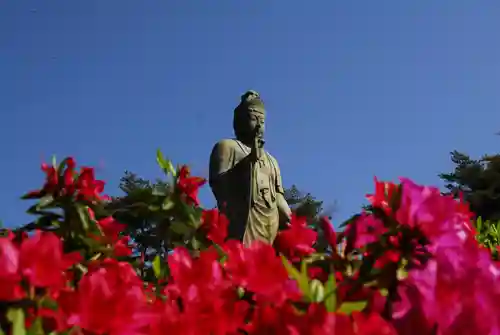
<box><xmin>2</xmin><ymin>1</ymin><xmax>500</xmax><ymax>228</ymax></box>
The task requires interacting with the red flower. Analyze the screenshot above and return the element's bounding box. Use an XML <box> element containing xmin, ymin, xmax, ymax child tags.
<box><xmin>75</xmin><ymin>167</ymin><xmax>106</xmax><ymax>202</ymax></box>
<box><xmin>396</xmin><ymin>178</ymin><xmax>475</xmax><ymax>242</ymax></box>
<box><xmin>43</xmin><ymin>163</ymin><xmax>59</xmax><ymax>189</ymax></box>
<box><xmin>61</xmin><ymin>157</ymin><xmax>76</xmax><ymax>196</ymax></box>
<box><xmin>373</xmin><ymin>249</ymin><xmax>401</xmax><ymax>269</ymax></box>
<box><xmin>158</xmin><ymin>247</ymin><xmax>249</xmax><ymax>335</ymax></box>
<box><xmin>320</xmin><ymin>216</ymin><xmax>343</xmax><ymax>260</ymax></box>
<box><xmin>200</xmin><ymin>209</ymin><xmax>228</xmax><ymax>245</ymax></box>
<box><xmin>308</xmin><ymin>266</ymin><xmax>329</xmax><ymax>282</ymax></box>
<box><xmin>0</xmin><ymin>237</ymin><xmax>24</xmax><ymax>301</ymax></box>
<box><xmin>25</xmin><ymin>162</ymin><xmax>60</xmax><ymax>198</ymax></box>
<box><xmin>96</xmin><ymin>215</ymin><xmax>126</xmax><ymax>243</ymax></box>
<box><xmin>63</xmin><ymin>259</ymin><xmax>150</xmax><ymax>335</ymax></box>
<box><xmin>19</xmin><ymin>231</ymin><xmax>81</xmax><ymax>289</ymax></box>
<box><xmin>344</xmin><ymin>213</ymin><xmax>387</xmax><ymax>252</ymax></box>
<box><xmin>275</xmin><ymin>214</ymin><xmax>317</xmax><ymax>262</ymax></box>
<box><xmin>38</xmin><ymin>288</ymin><xmax>77</xmax><ymax>332</ymax></box>
<box><xmin>366</xmin><ymin>177</ymin><xmax>399</xmax><ymax>214</ymax></box>
<box><xmin>41</xmin><ymin>163</ymin><xmax>60</xmax><ymax>193</ymax></box>
<box><xmin>351</xmin><ymin>311</ymin><xmax>398</xmax><ymax>334</ymax></box>
<box><xmin>246</xmin><ymin>303</ymin><xmax>352</xmax><ymax>335</ymax></box>
<box><xmin>176</xmin><ymin>165</ymin><xmax>206</xmax><ymax>206</ymax></box>
<box><xmin>112</xmin><ymin>236</ymin><xmax>133</xmax><ymax>257</ymax></box>
<box><xmin>224</xmin><ymin>240</ymin><xmax>296</xmax><ymax>304</ymax></box>
<box><xmin>25</xmin><ymin>158</ymin><xmax>109</xmax><ymax>203</ymax></box>
<box><xmin>87</xmin><ymin>209</ymin><xmax>131</xmax><ymax>256</ymax></box>
<box><xmin>336</xmin><ymin>272</ymin><xmax>373</xmax><ymax>304</ymax></box>
<box><xmin>168</xmin><ymin>247</ymin><xmax>226</xmax><ymax>295</ymax></box>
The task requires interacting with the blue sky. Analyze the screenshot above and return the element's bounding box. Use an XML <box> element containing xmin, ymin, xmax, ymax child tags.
<box><xmin>1</xmin><ymin>1</ymin><xmax>500</xmax><ymax>228</ymax></box>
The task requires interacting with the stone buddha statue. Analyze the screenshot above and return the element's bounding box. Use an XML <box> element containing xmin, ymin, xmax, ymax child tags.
<box><xmin>209</xmin><ymin>90</ymin><xmax>292</xmax><ymax>246</ymax></box>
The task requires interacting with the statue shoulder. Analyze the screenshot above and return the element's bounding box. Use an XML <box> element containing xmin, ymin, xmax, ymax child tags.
<box><xmin>213</xmin><ymin>138</ymin><xmax>238</xmax><ymax>149</ymax></box>
<box><xmin>211</xmin><ymin>139</ymin><xmax>239</xmax><ymax>155</ymax></box>
<box><xmin>265</xmin><ymin>152</ymin><xmax>281</xmax><ymax>168</ymax></box>
<box><xmin>211</xmin><ymin>139</ymin><xmax>241</xmax><ymax>158</ymax></box>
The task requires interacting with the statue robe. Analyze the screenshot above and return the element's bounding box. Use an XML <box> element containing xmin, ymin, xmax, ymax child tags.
<box><xmin>209</xmin><ymin>139</ymin><xmax>284</xmax><ymax>246</ymax></box>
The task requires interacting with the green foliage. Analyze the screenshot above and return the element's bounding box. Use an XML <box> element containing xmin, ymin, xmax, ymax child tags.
<box><xmin>440</xmin><ymin>150</ymin><xmax>500</xmax><ymax>222</ymax></box>
<box><xmin>324</xmin><ymin>273</ymin><xmax>337</xmax><ymax>312</ymax></box>
<box><xmin>284</xmin><ymin>185</ymin><xmax>336</xmax><ymax>252</ymax></box>
<box><xmin>6</xmin><ymin>309</ymin><xmax>25</xmax><ymax>335</ymax></box>
<box><xmin>106</xmin><ymin>161</ymin><xmax>207</xmax><ymax>281</ymax></box>
<box><xmin>440</xmin><ymin>150</ymin><xmax>500</xmax><ymax>255</ymax></box>
<box><xmin>284</xmin><ymin>185</ymin><xmax>324</xmax><ymax>219</ymax></box>
<box><xmin>107</xmin><ymin>170</ymin><xmax>171</xmax><ymax>268</ymax></box>
<box><xmin>474</xmin><ymin>217</ymin><xmax>500</xmax><ymax>260</ymax></box>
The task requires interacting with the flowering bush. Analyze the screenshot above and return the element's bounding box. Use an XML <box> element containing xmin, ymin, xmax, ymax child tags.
<box><xmin>1</xmin><ymin>152</ymin><xmax>499</xmax><ymax>334</ymax></box>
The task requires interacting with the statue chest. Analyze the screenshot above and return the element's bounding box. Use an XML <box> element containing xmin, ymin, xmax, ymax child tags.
<box><xmin>255</xmin><ymin>158</ymin><xmax>273</xmax><ymax>191</ymax></box>
<box><xmin>232</xmin><ymin>143</ymin><xmax>275</xmax><ymax>192</ymax></box>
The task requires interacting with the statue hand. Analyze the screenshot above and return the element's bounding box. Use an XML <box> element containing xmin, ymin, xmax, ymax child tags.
<box><xmin>250</xmin><ymin>125</ymin><xmax>265</xmax><ymax>161</ymax></box>
<box><xmin>251</xmin><ymin>135</ymin><xmax>265</xmax><ymax>161</ymax></box>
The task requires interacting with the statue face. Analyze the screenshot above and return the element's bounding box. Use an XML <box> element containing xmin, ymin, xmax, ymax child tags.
<box><xmin>248</xmin><ymin>109</ymin><xmax>265</xmax><ymax>136</ymax></box>
<box><xmin>236</xmin><ymin>109</ymin><xmax>265</xmax><ymax>139</ymax></box>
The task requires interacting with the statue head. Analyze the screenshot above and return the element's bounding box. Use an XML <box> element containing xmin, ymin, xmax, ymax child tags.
<box><xmin>233</xmin><ymin>90</ymin><xmax>266</xmax><ymax>142</ymax></box>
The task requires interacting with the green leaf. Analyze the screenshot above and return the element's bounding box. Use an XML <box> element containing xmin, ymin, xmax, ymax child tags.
<box><xmin>148</xmin><ymin>205</ymin><xmax>161</xmax><ymax>212</ymax></box>
<box><xmin>27</xmin><ymin>317</ymin><xmax>43</xmax><ymax>335</ymax></box>
<box><xmin>476</xmin><ymin>217</ymin><xmax>483</xmax><ymax>231</ymax></box>
<box><xmin>211</xmin><ymin>242</ymin><xmax>228</xmax><ymax>263</ymax></box>
<box><xmin>300</xmin><ymin>260</ymin><xmax>308</xmax><ymax>277</ymax></box>
<box><xmin>310</xmin><ymin>279</ymin><xmax>325</xmax><ymax>302</ymax></box>
<box><xmin>57</xmin><ymin>157</ymin><xmax>73</xmax><ymax>175</ymax></box>
<box><xmin>152</xmin><ymin>186</ymin><xmax>167</xmax><ymax>197</ymax></box>
<box><xmin>48</xmin><ymin>327</ymin><xmax>79</xmax><ymax>335</ymax></box>
<box><xmin>170</xmin><ymin>221</ymin><xmax>192</xmax><ymax>235</ymax></box>
<box><xmin>304</xmin><ymin>253</ymin><xmax>326</xmax><ymax>263</ymax></box>
<box><xmin>156</xmin><ymin>150</ymin><xmax>176</xmax><ymax>177</ymax></box>
<box><xmin>76</xmin><ymin>204</ymin><xmax>91</xmax><ymax>231</ymax></box>
<box><xmin>324</xmin><ymin>273</ymin><xmax>337</xmax><ymax>312</ymax></box>
<box><xmin>40</xmin><ymin>297</ymin><xmax>58</xmax><ymax>311</ymax></box>
<box><xmin>37</xmin><ymin>194</ymin><xmax>54</xmax><ymax>209</ymax></box>
<box><xmin>21</xmin><ymin>191</ymin><xmax>42</xmax><ymax>200</ymax></box>
<box><xmin>191</xmin><ymin>237</ymin><xmax>201</xmax><ymax>250</ymax></box>
<box><xmin>162</xmin><ymin>198</ymin><xmax>175</xmax><ymax>211</ymax></box>
<box><xmin>152</xmin><ymin>255</ymin><xmax>161</xmax><ymax>279</ymax></box>
<box><xmin>51</xmin><ymin>155</ymin><xmax>57</xmax><ymax>169</ymax></box>
<box><xmin>237</xmin><ymin>287</ymin><xmax>245</xmax><ymax>298</ymax></box>
<box><xmin>81</xmin><ymin>236</ymin><xmax>103</xmax><ymax>250</ymax></box>
<box><xmin>337</xmin><ymin>300</ymin><xmax>368</xmax><ymax>314</ymax></box>
<box><xmin>26</xmin><ymin>205</ymin><xmax>62</xmax><ymax>217</ymax></box>
<box><xmin>281</xmin><ymin>256</ymin><xmax>311</xmax><ymax>300</ymax></box>
<box><xmin>339</xmin><ymin>213</ymin><xmax>361</xmax><ymax>229</ymax></box>
<box><xmin>7</xmin><ymin>308</ymin><xmax>26</xmax><ymax>335</ymax></box>
<box><xmin>491</xmin><ymin>223</ymin><xmax>498</xmax><ymax>233</ymax></box>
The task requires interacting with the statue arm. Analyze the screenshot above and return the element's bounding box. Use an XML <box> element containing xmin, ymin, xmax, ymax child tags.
<box><xmin>273</xmin><ymin>158</ymin><xmax>292</xmax><ymax>227</ymax></box>
<box><xmin>277</xmin><ymin>193</ymin><xmax>292</xmax><ymax>227</ymax></box>
<box><xmin>209</xmin><ymin>141</ymin><xmax>235</xmax><ymax>208</ymax></box>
